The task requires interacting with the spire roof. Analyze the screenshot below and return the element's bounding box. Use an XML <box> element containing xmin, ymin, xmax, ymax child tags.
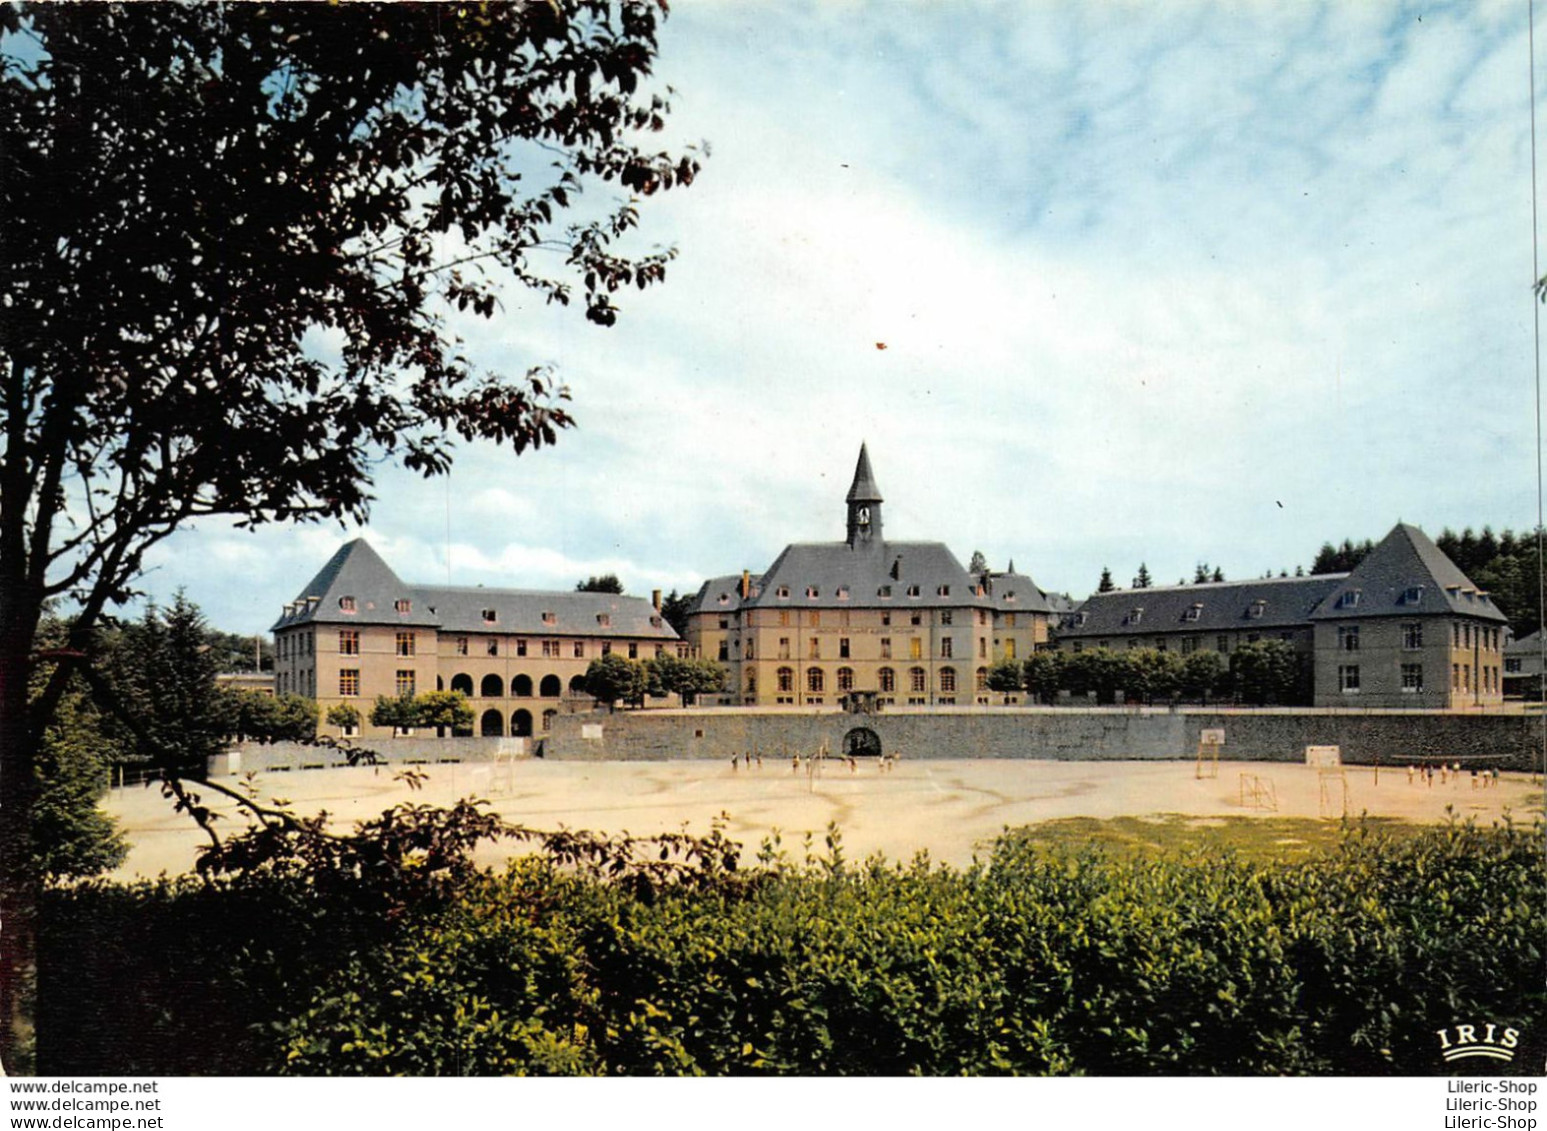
<box><xmin>845</xmin><ymin>442</ymin><xmax>883</xmax><ymax>504</ymax></box>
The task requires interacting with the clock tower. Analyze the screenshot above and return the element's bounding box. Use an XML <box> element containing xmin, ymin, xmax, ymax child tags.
<box><xmin>845</xmin><ymin>443</ymin><xmax>884</xmax><ymax>549</ymax></box>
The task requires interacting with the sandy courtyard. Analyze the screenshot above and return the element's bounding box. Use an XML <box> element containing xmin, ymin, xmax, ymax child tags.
<box><xmin>101</xmin><ymin>757</ymin><xmax>1544</xmax><ymax>877</ymax></box>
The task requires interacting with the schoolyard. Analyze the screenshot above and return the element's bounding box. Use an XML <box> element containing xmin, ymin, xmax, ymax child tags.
<box><xmin>102</xmin><ymin>756</ymin><xmax>1545</xmax><ymax>876</ymax></box>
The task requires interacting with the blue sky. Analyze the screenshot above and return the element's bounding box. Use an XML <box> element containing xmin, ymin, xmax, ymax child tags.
<box><xmin>139</xmin><ymin>0</ymin><xmax>1542</xmax><ymax>636</ymax></box>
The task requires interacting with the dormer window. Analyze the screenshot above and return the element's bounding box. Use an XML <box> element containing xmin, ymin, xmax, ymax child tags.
<box><xmin>878</xmin><ymin>585</ymin><xmax>893</xmax><ymax>599</ymax></box>
<box><xmin>1128</xmin><ymin>608</ymin><xmax>1143</xmax><ymax>625</ymax></box>
<box><xmin>394</xmin><ymin>598</ymin><xmax>412</xmax><ymax>614</ymax></box>
<box><xmin>717</xmin><ymin>593</ymin><xmax>730</xmax><ymax>605</ymax></box>
<box><xmin>542</xmin><ymin>611</ymin><xmax>556</xmax><ymax>626</ymax></box>
<box><xmin>597</xmin><ymin>613</ymin><xmax>611</xmax><ymax>627</ymax></box>
<box><xmin>1004</xmin><ymin>591</ymin><xmax>1016</xmax><ymax>602</ymax></box>
<box><xmin>1183</xmin><ymin>603</ymin><xmax>1202</xmax><ymax>622</ymax></box>
<box><xmin>338</xmin><ymin>596</ymin><xmax>357</xmax><ymax>613</ymax></box>
<box><xmin>937</xmin><ymin>585</ymin><xmax>950</xmax><ymax>598</ymax></box>
<box><xmin>776</xmin><ymin>586</ymin><xmax>790</xmax><ymax>599</ymax></box>
<box><xmin>836</xmin><ymin>586</ymin><xmax>850</xmax><ymax>600</ymax></box>
<box><xmin>1076</xmin><ymin>611</ymin><xmax>1088</xmax><ymax>627</ymax></box>
<box><xmin>1336</xmin><ymin>590</ymin><xmax>1360</xmax><ymax>609</ymax></box>
<box><xmin>1248</xmin><ymin>600</ymin><xmax>1266</xmax><ymax>619</ymax></box>
<box><xmin>650</xmin><ymin>615</ymin><xmax>663</xmax><ymax>628</ymax></box>
<box><xmin>805</xmin><ymin>586</ymin><xmax>819</xmax><ymax>599</ymax></box>
<box><xmin>907</xmin><ymin>584</ymin><xmax>921</xmax><ymax>598</ymax></box>
<box><xmin>481</xmin><ymin>608</ymin><xmax>497</xmax><ymax>624</ymax></box>
<box><xmin>1401</xmin><ymin>586</ymin><xmax>1424</xmax><ymax>605</ymax></box>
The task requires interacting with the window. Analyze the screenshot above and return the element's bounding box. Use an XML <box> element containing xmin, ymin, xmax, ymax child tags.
<box><xmin>777</xmin><ymin>667</ymin><xmax>794</xmax><ymax>693</ymax></box>
<box><xmin>1453</xmin><ymin>623</ymin><xmax>1461</xmax><ymax>647</ymax></box>
<box><xmin>910</xmin><ymin>637</ymin><xmax>923</xmax><ymax>660</ymax></box>
<box><xmin>339</xmin><ymin>669</ymin><xmax>360</xmax><ymax>697</ymax></box>
<box><xmin>1248</xmin><ymin>600</ymin><xmax>1266</xmax><ymax>619</ymax></box>
<box><xmin>811</xmin><ymin>611</ymin><xmax>821</xmax><ymax>627</ymax></box>
<box><xmin>1338</xmin><ymin>665</ymin><xmax>1359</xmax><ymax>693</ymax></box>
<box><xmin>1402</xmin><ymin>586</ymin><xmax>1424</xmax><ymax>605</ymax></box>
<box><xmin>542</xmin><ymin>612</ymin><xmax>556</xmax><ymax>626</ymax></box>
<box><xmin>937</xmin><ymin>585</ymin><xmax>950</xmax><ymax>597</ymax></box>
<box><xmin>881</xmin><ymin>611</ymin><xmax>892</xmax><ymax>626</ymax></box>
<box><xmin>629</xmin><ymin>643</ymin><xmax>638</xmax><ymax>660</ymax></box>
<box><xmin>880</xmin><ymin>638</ymin><xmax>892</xmax><ymax>660</ymax></box>
<box><xmin>837</xmin><ymin>586</ymin><xmax>850</xmax><ymax>600</ymax></box>
<box><xmin>808</xmin><ymin>637</ymin><xmax>820</xmax><ymax>659</ymax></box>
<box><xmin>574</xmin><ymin>641</ymin><xmax>585</xmax><ymax>659</ymax></box>
<box><xmin>1129</xmin><ymin>608</ymin><xmax>1143</xmax><ymax>625</ymax></box>
<box><xmin>807</xmin><ymin>668</ymin><xmax>825</xmax><ymax>694</ymax></box>
<box><xmin>718</xmin><ymin>616</ymin><xmax>729</xmax><ymax>630</ymax></box>
<box><xmin>940</xmin><ymin>637</ymin><xmax>953</xmax><ymax>659</ymax></box>
<box><xmin>839</xmin><ymin>637</ymin><xmax>851</xmax><ymax>659</ymax></box>
<box><xmin>601</xmin><ymin>642</ymin><xmax>612</xmax><ymax>656</ymax></box>
<box><xmin>339</xmin><ymin>630</ymin><xmax>359</xmax><ymax>655</ymax></box>
<box><xmin>777</xmin><ymin>587</ymin><xmax>790</xmax><ymax>599</ymax></box>
<box><xmin>542</xmin><ymin>640</ymin><xmax>557</xmax><ymax>658</ymax></box>
<box><xmin>396</xmin><ymin>670</ymin><xmax>416</xmax><ymax>697</ymax></box>
<box><xmin>1506</xmin><ymin>657</ymin><xmax>1522</xmax><ymax>673</ymax></box>
<box><xmin>878</xmin><ymin>585</ymin><xmax>893</xmax><ymax>599</ymax></box>
<box><xmin>910</xmin><ymin>611</ymin><xmax>922</xmax><ymax>627</ymax></box>
<box><xmin>979</xmin><ymin>638</ymin><xmax>988</xmax><ymax>658</ymax></box>
<box><xmin>879</xmin><ymin>667</ymin><xmax>896</xmax><ymax>693</ymax></box>
<box><xmin>396</xmin><ymin>632</ymin><xmax>415</xmax><ymax>657</ymax></box>
<box><xmin>1464</xmin><ymin>624</ymin><xmax>1472</xmax><ymax>648</ymax></box>
<box><xmin>487</xmin><ymin>639</ymin><xmax>499</xmax><ymax>657</ymax></box>
<box><xmin>1156</xmin><ymin>639</ymin><xmax>1168</xmax><ymax>652</ymax></box>
<box><xmin>779</xmin><ymin>637</ymin><xmax>791</xmax><ymax>660</ymax></box>
<box><xmin>394</xmin><ymin>598</ymin><xmax>412</xmax><ymax>614</ymax></box>
<box><xmin>941</xmin><ymin>611</ymin><xmax>953</xmax><ymax>626</ymax></box>
<box><xmin>718</xmin><ymin>640</ymin><xmax>729</xmax><ymax>661</ymax></box>
<box><xmin>1452</xmin><ymin>664</ymin><xmax>1460</xmax><ymax>690</ymax></box>
<box><xmin>1402</xmin><ymin>623</ymin><xmax>1423</xmax><ymax>650</ymax></box>
<box><xmin>339</xmin><ymin>595</ymin><xmax>357</xmax><ymax>613</ymax></box>
<box><xmin>1401</xmin><ymin>663</ymin><xmax>1423</xmax><ymax>692</ymax></box>
<box><xmin>482</xmin><ymin>608</ymin><xmax>497</xmax><ymax>624</ymax></box>
<box><xmin>806</xmin><ymin>586</ymin><xmax>819</xmax><ymax>599</ymax></box>
<box><xmin>1336</xmin><ymin>590</ymin><xmax>1360</xmax><ymax>609</ymax></box>
<box><xmin>910</xmin><ymin>667</ymin><xmax>927</xmax><ymax>693</ymax></box>
<box><xmin>976</xmin><ymin>668</ymin><xmax>988</xmax><ymax>691</ymax></box>
<box><xmin>1004</xmin><ymin>638</ymin><xmax>1017</xmax><ymax>660</ymax></box>
<box><xmin>907</xmin><ymin>584</ymin><xmax>920</xmax><ymax>598</ymax></box>
<box><xmin>746</xmin><ymin>640</ymin><xmax>754</xmax><ymax>660</ymax></box>
<box><xmin>1217</xmin><ymin>635</ymin><xmax>1229</xmax><ymax>653</ymax></box>
<box><xmin>1338</xmin><ymin>625</ymin><xmax>1360</xmax><ymax>652</ymax></box>
<box><xmin>940</xmin><ymin>667</ymin><xmax>957</xmax><ymax>693</ymax></box>
<box><xmin>651</xmin><ymin>615</ymin><xmax>663</xmax><ymax>629</ymax></box>
<box><xmin>1183</xmin><ymin>604</ymin><xmax>1202</xmax><ymax>622</ymax></box>
<box><xmin>516</xmin><ymin>639</ymin><xmax>528</xmax><ymax>656</ymax></box>
<box><xmin>1004</xmin><ymin>612</ymin><xmax>1016</xmax><ymax>628</ymax></box>
<box><xmin>453</xmin><ymin>635</ymin><xmax>468</xmax><ymax>656</ymax></box>
<box><xmin>778</xmin><ymin>610</ymin><xmax>790</xmax><ymax>627</ymax></box>
<box><xmin>596</xmin><ymin>613</ymin><xmax>611</xmax><ymax>627</ymax></box>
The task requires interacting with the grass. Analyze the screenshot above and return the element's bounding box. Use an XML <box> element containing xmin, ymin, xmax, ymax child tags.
<box><xmin>999</xmin><ymin>812</ymin><xmax>1436</xmax><ymax>862</ymax></box>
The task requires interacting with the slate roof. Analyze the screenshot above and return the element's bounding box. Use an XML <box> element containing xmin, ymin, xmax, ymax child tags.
<box><xmin>272</xmin><ymin>540</ymin><xmax>678</xmax><ymax>640</ymax></box>
<box><xmin>980</xmin><ymin>568</ymin><xmax>1055</xmax><ymax>614</ymax></box>
<box><xmin>1308</xmin><ymin>523</ymin><xmax>1509</xmax><ymax>624</ymax></box>
<box><xmin>745</xmin><ymin>540</ymin><xmax>986</xmax><ymax>610</ymax></box>
<box><xmin>687</xmin><ymin>574</ymin><xmax>761</xmax><ymax>617</ymax></box>
<box><xmin>1061</xmin><ymin>574</ymin><xmax>1348</xmax><ymax>638</ymax></box>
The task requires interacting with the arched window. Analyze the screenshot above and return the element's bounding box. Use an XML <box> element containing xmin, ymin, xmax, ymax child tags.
<box><xmin>807</xmin><ymin>667</ymin><xmax>825</xmax><ymax>694</ymax></box>
<box><xmin>910</xmin><ymin>666</ymin><xmax>927</xmax><ymax>693</ymax></box>
<box><xmin>837</xmin><ymin>667</ymin><xmax>854</xmax><ymax>692</ymax></box>
<box><xmin>479</xmin><ymin>709</ymin><xmax>504</xmax><ymax>737</ymax></box>
<box><xmin>940</xmin><ymin>667</ymin><xmax>957</xmax><ymax>693</ymax></box>
<box><xmin>975</xmin><ymin>667</ymin><xmax>989</xmax><ymax>691</ymax></box>
<box><xmin>450</xmin><ymin>673</ymin><xmax>474</xmax><ymax>697</ymax></box>
<box><xmin>512</xmin><ymin>673</ymin><xmax>533</xmax><ymax>697</ymax></box>
<box><xmin>512</xmin><ymin>709</ymin><xmax>533</xmax><ymax>737</ymax></box>
<box><xmin>878</xmin><ymin>667</ymin><xmax>895</xmax><ymax>693</ymax></box>
<box><xmin>569</xmin><ymin>674</ymin><xmax>589</xmax><ymax>695</ymax></box>
<box><xmin>539</xmin><ymin>675</ymin><xmax>562</xmax><ymax>698</ymax></box>
<box><xmin>746</xmin><ymin>672</ymin><xmax>757</xmax><ymax>694</ymax></box>
<box><xmin>480</xmin><ymin>673</ymin><xmax>504</xmax><ymax>698</ymax></box>
<box><xmin>777</xmin><ymin>667</ymin><xmax>794</xmax><ymax>693</ymax></box>
<box><xmin>542</xmin><ymin>709</ymin><xmax>557</xmax><ymax>732</ymax></box>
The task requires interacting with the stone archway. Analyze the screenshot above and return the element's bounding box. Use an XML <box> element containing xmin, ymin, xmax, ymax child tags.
<box><xmin>479</xmin><ymin>708</ymin><xmax>504</xmax><ymax>737</ymax></box>
<box><xmin>843</xmin><ymin>726</ymin><xmax>882</xmax><ymax>758</ymax></box>
<box><xmin>512</xmin><ymin>709</ymin><xmax>533</xmax><ymax>737</ymax></box>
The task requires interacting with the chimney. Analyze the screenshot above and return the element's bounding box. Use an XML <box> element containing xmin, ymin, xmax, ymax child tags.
<box><xmin>741</xmin><ymin>570</ymin><xmax>750</xmax><ymax>598</ymax></box>
<box><xmin>651</xmin><ymin>588</ymin><xmax>662</xmax><ymax>611</ymax></box>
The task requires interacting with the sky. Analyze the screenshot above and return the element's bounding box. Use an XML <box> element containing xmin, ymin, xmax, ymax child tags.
<box><xmin>138</xmin><ymin>0</ymin><xmax>1543</xmax><ymax>636</ymax></box>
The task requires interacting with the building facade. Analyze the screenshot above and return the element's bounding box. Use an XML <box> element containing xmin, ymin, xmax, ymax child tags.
<box><xmin>685</xmin><ymin>445</ymin><xmax>1055</xmax><ymax>706</ymax></box>
<box><xmin>1059</xmin><ymin>523</ymin><xmax>1509</xmax><ymax>709</ymax></box>
<box><xmin>272</xmin><ymin>540</ymin><xmax>683</xmax><ymax>739</ymax></box>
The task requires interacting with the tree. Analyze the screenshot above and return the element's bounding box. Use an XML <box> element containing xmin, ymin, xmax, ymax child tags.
<box><xmin>658</xmin><ymin>590</ymin><xmax>694</xmax><ymax>638</ymax></box>
<box><xmin>1180</xmin><ymin>650</ymin><xmax>1227</xmax><ymax>701</ymax></box>
<box><xmin>1133</xmin><ymin>564</ymin><xmax>1152</xmax><ymax>589</ymax></box>
<box><xmin>0</xmin><ymin>1</ymin><xmax>699</xmax><ymax>1068</ymax></box>
<box><xmin>584</xmin><ymin>654</ymin><xmax>646</xmax><ymax>709</ymax></box>
<box><xmin>985</xmin><ymin>658</ymin><xmax>1024</xmax><ymax>695</ymax></box>
<box><xmin>1097</xmin><ymin>567</ymin><xmax>1115</xmax><ymax>593</ymax></box>
<box><xmin>1228</xmin><ymin>640</ymin><xmax>1307</xmax><ymax>706</ymax></box>
<box><xmin>968</xmin><ymin>551</ymin><xmax>988</xmax><ymax>574</ymax></box>
<box><xmin>1193</xmin><ymin>563</ymin><xmax>1211</xmax><ymax>584</ymax></box>
<box><xmin>1021</xmin><ymin>652</ymin><xmax>1063</xmax><ymax>703</ymax></box>
<box><xmin>220</xmin><ymin>688</ymin><xmax>318</xmax><ymax>743</ymax></box>
<box><xmin>576</xmin><ymin>574</ymin><xmax>625</xmax><ymax>595</ymax></box>
<box><xmin>369</xmin><ymin>694</ymin><xmax>420</xmax><ymax>737</ymax></box>
<box><xmin>413</xmin><ymin>691</ymin><xmax>475</xmax><ymax>735</ymax></box>
<box><xmin>325</xmin><ymin>703</ymin><xmax>361</xmax><ymax>733</ymax></box>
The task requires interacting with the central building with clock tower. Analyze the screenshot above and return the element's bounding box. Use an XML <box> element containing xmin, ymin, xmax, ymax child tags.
<box><xmin>686</xmin><ymin>444</ymin><xmax>1053</xmax><ymax>706</ymax></box>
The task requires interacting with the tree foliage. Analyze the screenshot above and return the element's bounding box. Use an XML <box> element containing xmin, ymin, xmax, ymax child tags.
<box><xmin>1096</xmin><ymin>567</ymin><xmax>1115</xmax><ymax>593</ymax></box>
<box><xmin>0</xmin><ymin>1</ymin><xmax>700</xmax><ymax>1066</ymax></box>
<box><xmin>576</xmin><ymin>574</ymin><xmax>625</xmax><ymax>595</ymax></box>
<box><xmin>648</xmin><ymin>652</ymin><xmax>723</xmax><ymax>705</ymax></box>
